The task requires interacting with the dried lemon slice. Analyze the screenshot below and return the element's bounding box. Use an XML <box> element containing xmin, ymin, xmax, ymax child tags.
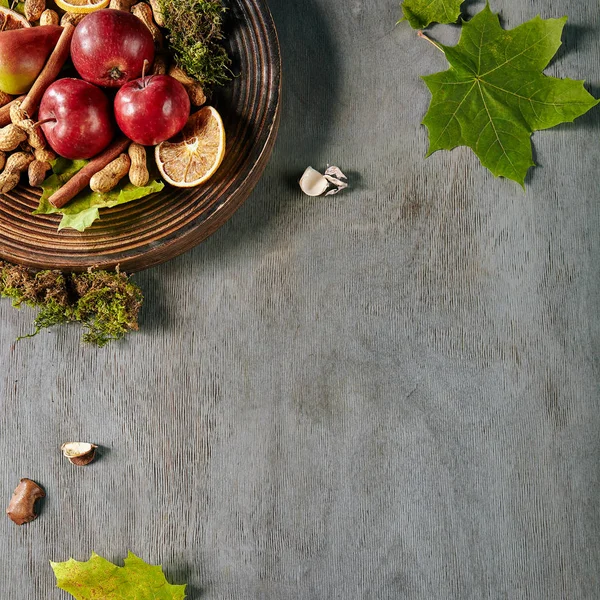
<box><xmin>55</xmin><ymin>0</ymin><xmax>109</xmax><ymax>14</ymax></box>
<box><xmin>155</xmin><ymin>106</ymin><xmax>226</xmax><ymax>188</ymax></box>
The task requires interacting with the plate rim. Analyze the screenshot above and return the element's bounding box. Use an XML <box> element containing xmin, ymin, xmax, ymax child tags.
<box><xmin>0</xmin><ymin>0</ymin><xmax>282</xmax><ymax>273</ymax></box>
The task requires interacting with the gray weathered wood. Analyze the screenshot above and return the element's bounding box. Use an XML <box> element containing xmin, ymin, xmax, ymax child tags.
<box><xmin>1</xmin><ymin>0</ymin><xmax>599</xmax><ymax>597</ymax></box>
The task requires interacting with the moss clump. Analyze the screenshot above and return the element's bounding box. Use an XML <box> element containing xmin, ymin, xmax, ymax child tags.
<box><xmin>0</xmin><ymin>262</ymin><xmax>143</xmax><ymax>347</ymax></box>
<box><xmin>159</xmin><ymin>0</ymin><xmax>231</xmax><ymax>87</ymax></box>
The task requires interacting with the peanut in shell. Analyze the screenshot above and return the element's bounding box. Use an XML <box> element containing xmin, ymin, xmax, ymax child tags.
<box><xmin>0</xmin><ymin>125</ymin><xmax>28</xmax><ymax>152</ymax></box>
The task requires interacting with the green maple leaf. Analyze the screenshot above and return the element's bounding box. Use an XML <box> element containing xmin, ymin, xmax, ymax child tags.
<box><xmin>51</xmin><ymin>552</ymin><xmax>187</xmax><ymax>600</ymax></box>
<box><xmin>400</xmin><ymin>0</ymin><xmax>464</xmax><ymax>29</ymax></box>
<box><xmin>421</xmin><ymin>4</ymin><xmax>599</xmax><ymax>185</ymax></box>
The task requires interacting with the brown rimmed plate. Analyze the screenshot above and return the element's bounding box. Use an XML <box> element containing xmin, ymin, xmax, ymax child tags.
<box><xmin>0</xmin><ymin>0</ymin><xmax>281</xmax><ymax>272</ymax></box>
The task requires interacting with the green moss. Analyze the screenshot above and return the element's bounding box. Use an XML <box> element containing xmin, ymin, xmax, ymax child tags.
<box><xmin>159</xmin><ymin>0</ymin><xmax>232</xmax><ymax>87</ymax></box>
<box><xmin>0</xmin><ymin>262</ymin><xmax>143</xmax><ymax>347</ymax></box>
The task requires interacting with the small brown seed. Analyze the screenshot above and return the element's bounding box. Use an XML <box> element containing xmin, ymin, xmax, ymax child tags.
<box><xmin>39</xmin><ymin>8</ymin><xmax>59</xmax><ymax>26</ymax></box>
<box><xmin>0</xmin><ymin>125</ymin><xmax>28</xmax><ymax>152</ymax></box>
<box><xmin>28</xmin><ymin>160</ymin><xmax>50</xmax><ymax>187</ymax></box>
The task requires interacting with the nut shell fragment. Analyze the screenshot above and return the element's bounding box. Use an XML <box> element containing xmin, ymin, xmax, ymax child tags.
<box><xmin>299</xmin><ymin>165</ymin><xmax>349</xmax><ymax>197</ymax></box>
<box><xmin>6</xmin><ymin>478</ymin><xmax>45</xmax><ymax>525</ymax></box>
<box><xmin>299</xmin><ymin>166</ymin><xmax>329</xmax><ymax>197</ymax></box>
<box><xmin>61</xmin><ymin>442</ymin><xmax>98</xmax><ymax>466</ymax></box>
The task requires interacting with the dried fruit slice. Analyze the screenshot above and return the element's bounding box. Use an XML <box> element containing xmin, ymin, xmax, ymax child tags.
<box><xmin>155</xmin><ymin>106</ymin><xmax>226</xmax><ymax>188</ymax></box>
<box><xmin>55</xmin><ymin>0</ymin><xmax>109</xmax><ymax>14</ymax></box>
<box><xmin>0</xmin><ymin>6</ymin><xmax>31</xmax><ymax>29</ymax></box>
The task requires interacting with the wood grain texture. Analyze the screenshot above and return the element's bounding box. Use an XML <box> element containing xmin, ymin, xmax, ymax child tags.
<box><xmin>0</xmin><ymin>0</ymin><xmax>599</xmax><ymax>598</ymax></box>
<box><xmin>0</xmin><ymin>0</ymin><xmax>281</xmax><ymax>272</ymax></box>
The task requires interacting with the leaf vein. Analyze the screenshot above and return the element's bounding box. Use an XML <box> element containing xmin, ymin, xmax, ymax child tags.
<box><xmin>433</xmin><ymin>81</ymin><xmax>478</xmax><ymax>146</ymax></box>
<box><xmin>479</xmin><ymin>29</ymin><xmax>556</xmax><ymax>77</ymax></box>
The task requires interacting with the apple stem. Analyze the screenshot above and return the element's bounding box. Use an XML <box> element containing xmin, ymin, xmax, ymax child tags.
<box><xmin>141</xmin><ymin>59</ymin><xmax>150</xmax><ymax>88</ymax></box>
<box><xmin>34</xmin><ymin>118</ymin><xmax>56</xmax><ymax>128</ymax></box>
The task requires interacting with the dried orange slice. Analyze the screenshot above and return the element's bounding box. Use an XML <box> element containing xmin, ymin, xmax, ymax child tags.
<box><xmin>55</xmin><ymin>0</ymin><xmax>109</xmax><ymax>14</ymax></box>
<box><xmin>155</xmin><ymin>106</ymin><xmax>226</xmax><ymax>188</ymax></box>
<box><xmin>0</xmin><ymin>6</ymin><xmax>31</xmax><ymax>30</ymax></box>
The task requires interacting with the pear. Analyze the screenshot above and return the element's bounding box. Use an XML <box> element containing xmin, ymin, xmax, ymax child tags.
<box><xmin>0</xmin><ymin>25</ymin><xmax>63</xmax><ymax>95</ymax></box>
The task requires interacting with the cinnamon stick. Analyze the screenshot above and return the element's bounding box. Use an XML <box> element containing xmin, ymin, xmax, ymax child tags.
<box><xmin>0</xmin><ymin>96</ymin><xmax>26</xmax><ymax>127</ymax></box>
<box><xmin>20</xmin><ymin>23</ymin><xmax>75</xmax><ymax>118</ymax></box>
<box><xmin>48</xmin><ymin>136</ymin><xmax>131</xmax><ymax>209</ymax></box>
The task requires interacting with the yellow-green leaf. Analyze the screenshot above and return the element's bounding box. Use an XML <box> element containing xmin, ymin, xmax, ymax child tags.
<box><xmin>51</xmin><ymin>552</ymin><xmax>186</xmax><ymax>600</ymax></box>
<box><xmin>400</xmin><ymin>0</ymin><xmax>463</xmax><ymax>29</ymax></box>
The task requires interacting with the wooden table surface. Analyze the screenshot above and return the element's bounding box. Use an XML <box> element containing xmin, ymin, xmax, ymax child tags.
<box><xmin>1</xmin><ymin>0</ymin><xmax>599</xmax><ymax>597</ymax></box>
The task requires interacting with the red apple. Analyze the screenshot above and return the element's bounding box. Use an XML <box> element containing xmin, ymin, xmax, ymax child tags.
<box><xmin>71</xmin><ymin>9</ymin><xmax>155</xmax><ymax>88</ymax></box>
<box><xmin>39</xmin><ymin>78</ymin><xmax>115</xmax><ymax>160</ymax></box>
<box><xmin>114</xmin><ymin>74</ymin><xmax>191</xmax><ymax>146</ymax></box>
